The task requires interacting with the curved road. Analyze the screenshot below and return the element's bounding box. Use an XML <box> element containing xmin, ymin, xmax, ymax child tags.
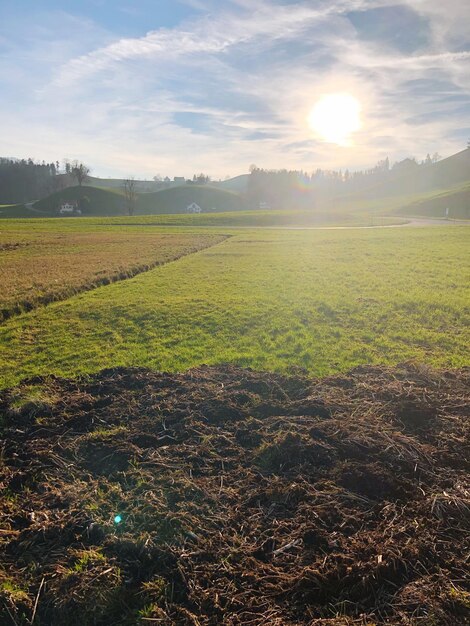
<box><xmin>272</xmin><ymin>217</ymin><xmax>469</xmax><ymax>230</ymax></box>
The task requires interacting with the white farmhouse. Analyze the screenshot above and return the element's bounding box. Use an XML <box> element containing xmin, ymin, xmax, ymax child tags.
<box><xmin>59</xmin><ymin>202</ymin><xmax>81</xmax><ymax>215</ymax></box>
<box><xmin>186</xmin><ymin>203</ymin><xmax>202</xmax><ymax>214</ymax></box>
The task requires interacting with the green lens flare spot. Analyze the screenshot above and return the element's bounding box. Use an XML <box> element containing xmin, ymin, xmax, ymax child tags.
<box><xmin>114</xmin><ymin>515</ymin><xmax>122</xmax><ymax>524</ymax></box>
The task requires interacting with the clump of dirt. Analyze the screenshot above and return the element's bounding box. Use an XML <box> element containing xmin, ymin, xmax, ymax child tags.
<box><xmin>0</xmin><ymin>363</ymin><xmax>469</xmax><ymax>625</ymax></box>
<box><xmin>0</xmin><ymin>242</ymin><xmax>29</xmax><ymax>252</ymax></box>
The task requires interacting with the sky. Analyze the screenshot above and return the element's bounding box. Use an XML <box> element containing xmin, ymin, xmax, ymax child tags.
<box><xmin>0</xmin><ymin>0</ymin><xmax>469</xmax><ymax>179</ymax></box>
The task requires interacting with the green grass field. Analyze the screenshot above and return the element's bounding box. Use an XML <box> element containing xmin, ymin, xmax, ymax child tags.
<box><xmin>96</xmin><ymin>209</ymin><xmax>406</xmax><ymax>227</ymax></box>
<box><xmin>1</xmin><ymin>223</ymin><xmax>468</xmax><ymax>388</ymax></box>
<box><xmin>0</xmin><ymin>224</ymin><xmax>225</xmax><ymax>321</ymax></box>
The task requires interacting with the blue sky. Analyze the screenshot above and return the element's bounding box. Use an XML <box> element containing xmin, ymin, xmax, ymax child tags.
<box><xmin>1</xmin><ymin>0</ymin><xmax>469</xmax><ymax>178</ymax></box>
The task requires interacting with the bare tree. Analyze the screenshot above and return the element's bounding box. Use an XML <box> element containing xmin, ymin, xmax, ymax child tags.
<box><xmin>71</xmin><ymin>161</ymin><xmax>90</xmax><ymax>187</ymax></box>
<box><xmin>123</xmin><ymin>177</ymin><xmax>138</xmax><ymax>216</ymax></box>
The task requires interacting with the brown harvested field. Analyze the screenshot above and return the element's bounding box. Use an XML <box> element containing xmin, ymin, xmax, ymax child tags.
<box><xmin>0</xmin><ymin>229</ymin><xmax>226</xmax><ymax>321</ymax></box>
<box><xmin>0</xmin><ymin>363</ymin><xmax>468</xmax><ymax>625</ymax></box>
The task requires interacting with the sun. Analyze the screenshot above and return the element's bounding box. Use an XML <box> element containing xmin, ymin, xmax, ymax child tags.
<box><xmin>308</xmin><ymin>93</ymin><xmax>362</xmax><ymax>145</ymax></box>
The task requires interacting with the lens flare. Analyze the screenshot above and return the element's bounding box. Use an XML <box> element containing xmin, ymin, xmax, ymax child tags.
<box><xmin>308</xmin><ymin>93</ymin><xmax>362</xmax><ymax>145</ymax></box>
<box><xmin>114</xmin><ymin>515</ymin><xmax>122</xmax><ymax>524</ymax></box>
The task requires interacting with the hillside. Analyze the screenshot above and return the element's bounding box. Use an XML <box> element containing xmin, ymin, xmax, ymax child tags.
<box><xmin>338</xmin><ymin>149</ymin><xmax>470</xmax><ymax>205</ymax></box>
<box><xmin>30</xmin><ymin>184</ymin><xmax>246</xmax><ymax>217</ymax></box>
<box><xmin>397</xmin><ymin>182</ymin><xmax>470</xmax><ymax>219</ymax></box>
<box><xmin>5</xmin><ymin>148</ymin><xmax>468</xmax><ymax>219</ymax></box>
<box><xmin>88</xmin><ymin>176</ymin><xmax>160</xmax><ymax>193</ymax></box>
<box><xmin>87</xmin><ymin>174</ymin><xmax>249</xmax><ymax>194</ymax></box>
<box><xmin>213</xmin><ymin>174</ymin><xmax>249</xmax><ymax>193</ymax></box>
<box><xmin>137</xmin><ymin>184</ymin><xmax>247</xmax><ymax>214</ymax></box>
<box><xmin>0</xmin><ymin>204</ymin><xmax>40</xmax><ymax>218</ymax></box>
<box><xmin>34</xmin><ymin>185</ymin><xmax>127</xmax><ymax>216</ymax></box>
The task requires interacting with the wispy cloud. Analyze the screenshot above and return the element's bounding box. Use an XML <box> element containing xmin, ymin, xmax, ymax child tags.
<box><xmin>0</xmin><ymin>0</ymin><xmax>468</xmax><ymax>177</ymax></box>
<box><xmin>52</xmin><ymin>1</ymin><xmax>343</xmax><ymax>85</ymax></box>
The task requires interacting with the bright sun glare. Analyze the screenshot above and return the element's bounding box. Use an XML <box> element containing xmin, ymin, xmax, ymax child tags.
<box><xmin>308</xmin><ymin>93</ymin><xmax>362</xmax><ymax>146</ymax></box>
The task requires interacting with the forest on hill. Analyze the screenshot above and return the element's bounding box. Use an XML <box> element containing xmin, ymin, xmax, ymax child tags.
<box><xmin>0</xmin><ymin>158</ymin><xmax>59</xmax><ymax>204</ymax></box>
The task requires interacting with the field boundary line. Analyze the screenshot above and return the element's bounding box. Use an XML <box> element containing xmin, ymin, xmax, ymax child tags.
<box><xmin>1</xmin><ymin>234</ymin><xmax>231</xmax><ymax>323</ymax></box>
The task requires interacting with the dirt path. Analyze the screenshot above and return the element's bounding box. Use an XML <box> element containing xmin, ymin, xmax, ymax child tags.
<box><xmin>24</xmin><ymin>201</ymin><xmax>48</xmax><ymax>214</ymax></box>
<box><xmin>242</xmin><ymin>217</ymin><xmax>470</xmax><ymax>230</ymax></box>
<box><xmin>109</xmin><ymin>216</ymin><xmax>469</xmax><ymax>230</ymax></box>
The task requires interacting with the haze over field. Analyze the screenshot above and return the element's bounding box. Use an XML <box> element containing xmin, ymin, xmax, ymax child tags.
<box><xmin>1</xmin><ymin>0</ymin><xmax>469</xmax><ymax>178</ymax></box>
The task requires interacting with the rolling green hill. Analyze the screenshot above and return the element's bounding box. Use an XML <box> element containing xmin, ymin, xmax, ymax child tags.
<box><xmin>396</xmin><ymin>182</ymin><xmax>470</xmax><ymax>219</ymax></box>
<box><xmin>33</xmin><ymin>185</ymin><xmax>127</xmax><ymax>216</ymax></box>
<box><xmin>137</xmin><ymin>185</ymin><xmax>247</xmax><ymax>214</ymax></box>
<box><xmin>333</xmin><ymin>181</ymin><xmax>470</xmax><ymax>218</ymax></box>
<box><xmin>87</xmin><ymin>176</ymin><xmax>159</xmax><ymax>192</ymax></box>
<box><xmin>337</xmin><ymin>149</ymin><xmax>470</xmax><ymax>206</ymax></box>
<box><xmin>88</xmin><ymin>174</ymin><xmax>250</xmax><ymax>194</ymax></box>
<box><xmin>4</xmin><ymin>148</ymin><xmax>468</xmax><ymax>220</ymax></box>
<box><xmin>214</xmin><ymin>174</ymin><xmax>249</xmax><ymax>193</ymax></box>
<box><xmin>29</xmin><ymin>184</ymin><xmax>246</xmax><ymax>217</ymax></box>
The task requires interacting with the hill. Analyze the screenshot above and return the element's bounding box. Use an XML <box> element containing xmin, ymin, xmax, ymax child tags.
<box><xmin>396</xmin><ymin>182</ymin><xmax>470</xmax><ymax>219</ymax></box>
<box><xmin>87</xmin><ymin>176</ymin><xmax>160</xmax><ymax>193</ymax></box>
<box><xmin>137</xmin><ymin>184</ymin><xmax>247</xmax><ymax>214</ymax></box>
<box><xmin>5</xmin><ymin>148</ymin><xmax>468</xmax><ymax>219</ymax></box>
<box><xmin>213</xmin><ymin>174</ymin><xmax>249</xmax><ymax>193</ymax></box>
<box><xmin>29</xmin><ymin>184</ymin><xmax>246</xmax><ymax>217</ymax></box>
<box><xmin>337</xmin><ymin>148</ymin><xmax>470</xmax><ymax>205</ymax></box>
<box><xmin>34</xmin><ymin>185</ymin><xmax>127</xmax><ymax>216</ymax></box>
<box><xmin>87</xmin><ymin>174</ymin><xmax>250</xmax><ymax>195</ymax></box>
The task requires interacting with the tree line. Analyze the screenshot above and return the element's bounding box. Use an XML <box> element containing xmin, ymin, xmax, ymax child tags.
<box><xmin>245</xmin><ymin>153</ymin><xmax>443</xmax><ymax>209</ymax></box>
<box><xmin>0</xmin><ymin>158</ymin><xmax>58</xmax><ymax>204</ymax></box>
<box><xmin>0</xmin><ymin>158</ymin><xmax>90</xmax><ymax>204</ymax></box>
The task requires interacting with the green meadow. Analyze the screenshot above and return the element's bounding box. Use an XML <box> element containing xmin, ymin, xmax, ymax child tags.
<box><xmin>0</xmin><ymin>224</ymin><xmax>224</xmax><ymax>321</ymax></box>
<box><xmin>1</xmin><ymin>223</ymin><xmax>468</xmax><ymax>388</ymax></box>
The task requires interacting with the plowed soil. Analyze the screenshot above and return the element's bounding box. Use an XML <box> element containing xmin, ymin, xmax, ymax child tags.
<box><xmin>0</xmin><ymin>364</ymin><xmax>469</xmax><ymax>625</ymax></box>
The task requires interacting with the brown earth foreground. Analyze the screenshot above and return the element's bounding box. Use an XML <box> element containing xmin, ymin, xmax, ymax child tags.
<box><xmin>0</xmin><ymin>364</ymin><xmax>469</xmax><ymax>625</ymax></box>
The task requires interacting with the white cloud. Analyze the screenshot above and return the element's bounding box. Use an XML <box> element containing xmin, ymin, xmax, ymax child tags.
<box><xmin>51</xmin><ymin>2</ymin><xmax>334</xmax><ymax>86</ymax></box>
<box><xmin>0</xmin><ymin>0</ymin><xmax>468</xmax><ymax>177</ymax></box>
<box><xmin>405</xmin><ymin>0</ymin><xmax>470</xmax><ymax>49</ymax></box>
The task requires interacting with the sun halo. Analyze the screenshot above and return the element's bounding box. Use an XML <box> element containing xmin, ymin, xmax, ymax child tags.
<box><xmin>308</xmin><ymin>93</ymin><xmax>362</xmax><ymax>146</ymax></box>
